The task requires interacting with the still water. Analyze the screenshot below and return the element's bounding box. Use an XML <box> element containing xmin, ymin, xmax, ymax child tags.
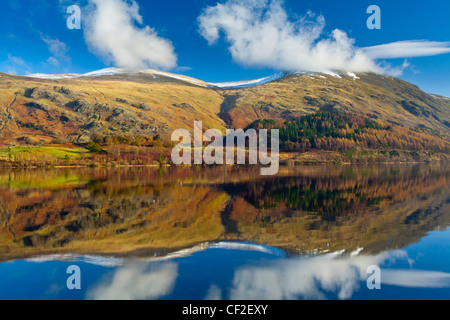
<box><xmin>0</xmin><ymin>164</ymin><xmax>449</xmax><ymax>300</ymax></box>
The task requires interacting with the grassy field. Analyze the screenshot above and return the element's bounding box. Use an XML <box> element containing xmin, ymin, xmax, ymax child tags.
<box><xmin>0</xmin><ymin>146</ymin><xmax>90</xmax><ymax>161</ymax></box>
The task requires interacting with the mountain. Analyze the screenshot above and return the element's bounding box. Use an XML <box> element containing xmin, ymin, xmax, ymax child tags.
<box><xmin>0</xmin><ymin>68</ymin><xmax>226</xmax><ymax>146</ymax></box>
<box><xmin>0</xmin><ymin>68</ymin><xmax>449</xmax><ymax>163</ymax></box>
<box><xmin>219</xmin><ymin>71</ymin><xmax>450</xmax><ymax>132</ymax></box>
<box><xmin>27</xmin><ymin>67</ymin><xmax>210</xmax><ymax>87</ymax></box>
<box><xmin>26</xmin><ymin>67</ymin><xmax>285</xmax><ymax>89</ymax></box>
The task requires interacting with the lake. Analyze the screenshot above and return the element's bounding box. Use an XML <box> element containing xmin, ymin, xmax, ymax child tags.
<box><xmin>0</xmin><ymin>164</ymin><xmax>449</xmax><ymax>300</ymax></box>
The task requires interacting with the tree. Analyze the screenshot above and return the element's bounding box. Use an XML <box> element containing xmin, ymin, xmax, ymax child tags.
<box><xmin>87</xmin><ymin>142</ymin><xmax>103</xmax><ymax>153</ymax></box>
<box><xmin>157</xmin><ymin>153</ymin><xmax>165</xmax><ymax>166</ymax></box>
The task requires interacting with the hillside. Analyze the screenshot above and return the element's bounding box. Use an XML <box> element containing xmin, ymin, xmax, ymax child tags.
<box><xmin>0</xmin><ymin>69</ymin><xmax>449</xmax><ymax>165</ymax></box>
<box><xmin>0</xmin><ymin>69</ymin><xmax>225</xmax><ymax>146</ymax></box>
<box><xmin>220</xmin><ymin>72</ymin><xmax>450</xmax><ymax>133</ymax></box>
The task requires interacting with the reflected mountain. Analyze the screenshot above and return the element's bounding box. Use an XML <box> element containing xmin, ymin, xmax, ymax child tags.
<box><xmin>0</xmin><ymin>164</ymin><xmax>448</xmax><ymax>261</ymax></box>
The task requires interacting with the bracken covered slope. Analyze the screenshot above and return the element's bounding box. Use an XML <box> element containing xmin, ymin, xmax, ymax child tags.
<box><xmin>0</xmin><ymin>70</ymin><xmax>448</xmax><ymax>151</ymax></box>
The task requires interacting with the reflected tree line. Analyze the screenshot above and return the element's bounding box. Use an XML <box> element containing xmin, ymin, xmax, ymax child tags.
<box><xmin>0</xmin><ymin>164</ymin><xmax>448</xmax><ymax>260</ymax></box>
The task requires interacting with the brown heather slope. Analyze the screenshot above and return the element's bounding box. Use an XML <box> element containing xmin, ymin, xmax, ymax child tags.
<box><xmin>0</xmin><ymin>70</ymin><xmax>449</xmax><ymax>155</ymax></box>
<box><xmin>220</xmin><ymin>72</ymin><xmax>450</xmax><ymax>134</ymax></box>
<box><xmin>0</xmin><ymin>72</ymin><xmax>226</xmax><ymax>146</ymax></box>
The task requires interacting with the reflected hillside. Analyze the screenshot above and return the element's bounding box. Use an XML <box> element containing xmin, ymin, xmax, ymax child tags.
<box><xmin>0</xmin><ymin>165</ymin><xmax>448</xmax><ymax>261</ymax></box>
<box><xmin>221</xmin><ymin>165</ymin><xmax>450</xmax><ymax>253</ymax></box>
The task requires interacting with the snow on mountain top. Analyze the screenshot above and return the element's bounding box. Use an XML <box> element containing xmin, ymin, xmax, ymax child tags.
<box><xmin>26</xmin><ymin>73</ymin><xmax>81</xmax><ymax>80</ymax></box>
<box><xmin>143</xmin><ymin>69</ymin><xmax>208</xmax><ymax>87</ymax></box>
<box><xmin>24</xmin><ymin>68</ymin><xmax>361</xmax><ymax>89</ymax></box>
<box><xmin>25</xmin><ymin>67</ymin><xmax>283</xmax><ymax>88</ymax></box>
<box><xmin>26</xmin><ymin>69</ymin><xmax>124</xmax><ymax>80</ymax></box>
<box><xmin>26</xmin><ymin>67</ymin><xmax>209</xmax><ymax>87</ymax></box>
<box><xmin>291</xmin><ymin>71</ymin><xmax>361</xmax><ymax>80</ymax></box>
<box><xmin>347</xmin><ymin>72</ymin><xmax>360</xmax><ymax>80</ymax></box>
<box><xmin>209</xmin><ymin>73</ymin><xmax>286</xmax><ymax>89</ymax></box>
<box><xmin>80</xmin><ymin>67</ymin><xmax>127</xmax><ymax>77</ymax></box>
<box><xmin>322</xmin><ymin>71</ymin><xmax>343</xmax><ymax>78</ymax></box>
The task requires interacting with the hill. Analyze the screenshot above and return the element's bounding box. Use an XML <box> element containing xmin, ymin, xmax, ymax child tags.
<box><xmin>221</xmin><ymin>72</ymin><xmax>450</xmax><ymax>133</ymax></box>
<box><xmin>0</xmin><ymin>69</ymin><xmax>449</xmax><ymax>165</ymax></box>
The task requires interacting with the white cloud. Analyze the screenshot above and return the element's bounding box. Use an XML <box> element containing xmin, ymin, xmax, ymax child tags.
<box><xmin>46</xmin><ymin>56</ymin><xmax>60</xmax><ymax>66</ymax></box>
<box><xmin>198</xmin><ymin>0</ymin><xmax>450</xmax><ymax>76</ymax></box>
<box><xmin>2</xmin><ymin>54</ymin><xmax>30</xmax><ymax>75</ymax></box>
<box><xmin>84</xmin><ymin>0</ymin><xmax>177</xmax><ymax>70</ymax></box>
<box><xmin>198</xmin><ymin>0</ymin><xmax>379</xmax><ymax>74</ymax></box>
<box><xmin>42</xmin><ymin>37</ymin><xmax>69</xmax><ymax>58</ymax></box>
<box><xmin>377</xmin><ymin>59</ymin><xmax>412</xmax><ymax>77</ymax></box>
<box><xmin>7</xmin><ymin>54</ymin><xmax>27</xmax><ymax>67</ymax></box>
<box><xmin>361</xmin><ymin>40</ymin><xmax>450</xmax><ymax>59</ymax></box>
<box><xmin>41</xmin><ymin>35</ymin><xmax>71</xmax><ymax>66</ymax></box>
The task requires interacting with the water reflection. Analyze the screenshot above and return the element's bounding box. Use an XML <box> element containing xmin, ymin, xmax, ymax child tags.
<box><xmin>0</xmin><ymin>164</ymin><xmax>450</xmax><ymax>300</ymax></box>
<box><xmin>87</xmin><ymin>262</ymin><xmax>178</xmax><ymax>300</ymax></box>
<box><xmin>1</xmin><ymin>229</ymin><xmax>449</xmax><ymax>300</ymax></box>
<box><xmin>0</xmin><ymin>164</ymin><xmax>448</xmax><ymax>261</ymax></box>
<box><xmin>81</xmin><ymin>229</ymin><xmax>450</xmax><ymax>300</ymax></box>
<box><xmin>229</xmin><ymin>249</ymin><xmax>450</xmax><ymax>300</ymax></box>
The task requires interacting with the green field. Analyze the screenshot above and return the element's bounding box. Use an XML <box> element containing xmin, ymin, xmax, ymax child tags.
<box><xmin>0</xmin><ymin>146</ymin><xmax>90</xmax><ymax>161</ymax></box>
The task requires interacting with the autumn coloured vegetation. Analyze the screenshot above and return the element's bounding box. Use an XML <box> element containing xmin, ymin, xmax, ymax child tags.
<box><xmin>0</xmin><ymin>165</ymin><xmax>448</xmax><ymax>261</ymax></box>
<box><xmin>249</xmin><ymin>111</ymin><xmax>450</xmax><ymax>154</ymax></box>
<box><xmin>0</xmin><ymin>70</ymin><xmax>449</xmax><ymax>167</ymax></box>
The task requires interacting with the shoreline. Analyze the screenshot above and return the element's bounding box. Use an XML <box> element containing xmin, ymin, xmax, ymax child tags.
<box><xmin>0</xmin><ymin>154</ymin><xmax>448</xmax><ymax>169</ymax></box>
<box><xmin>0</xmin><ymin>160</ymin><xmax>448</xmax><ymax>170</ymax></box>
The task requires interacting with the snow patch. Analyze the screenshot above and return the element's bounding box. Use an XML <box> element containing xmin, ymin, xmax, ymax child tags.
<box><xmin>350</xmin><ymin>247</ymin><xmax>364</xmax><ymax>257</ymax></box>
<box><xmin>144</xmin><ymin>69</ymin><xmax>208</xmax><ymax>87</ymax></box>
<box><xmin>81</xmin><ymin>68</ymin><xmax>129</xmax><ymax>77</ymax></box>
<box><xmin>347</xmin><ymin>72</ymin><xmax>360</xmax><ymax>80</ymax></box>
<box><xmin>209</xmin><ymin>73</ymin><xmax>285</xmax><ymax>89</ymax></box>
<box><xmin>24</xmin><ymin>68</ymin><xmax>358</xmax><ymax>89</ymax></box>
<box><xmin>26</xmin><ymin>73</ymin><xmax>81</xmax><ymax>80</ymax></box>
<box><xmin>322</xmin><ymin>71</ymin><xmax>342</xmax><ymax>78</ymax></box>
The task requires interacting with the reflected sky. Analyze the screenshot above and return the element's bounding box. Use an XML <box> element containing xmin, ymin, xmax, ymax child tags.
<box><xmin>0</xmin><ymin>164</ymin><xmax>449</xmax><ymax>300</ymax></box>
<box><xmin>1</xmin><ymin>228</ymin><xmax>449</xmax><ymax>300</ymax></box>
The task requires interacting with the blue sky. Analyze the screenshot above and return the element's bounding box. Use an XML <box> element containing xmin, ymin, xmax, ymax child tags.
<box><xmin>1</xmin><ymin>0</ymin><xmax>450</xmax><ymax>96</ymax></box>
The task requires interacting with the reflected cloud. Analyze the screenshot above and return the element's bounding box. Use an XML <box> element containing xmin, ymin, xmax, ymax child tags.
<box><xmin>229</xmin><ymin>250</ymin><xmax>450</xmax><ymax>300</ymax></box>
<box><xmin>86</xmin><ymin>262</ymin><xmax>178</xmax><ymax>300</ymax></box>
<box><xmin>205</xmin><ymin>285</ymin><xmax>222</xmax><ymax>300</ymax></box>
<box><xmin>383</xmin><ymin>270</ymin><xmax>450</xmax><ymax>288</ymax></box>
<box><xmin>230</xmin><ymin>252</ymin><xmax>376</xmax><ymax>300</ymax></box>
